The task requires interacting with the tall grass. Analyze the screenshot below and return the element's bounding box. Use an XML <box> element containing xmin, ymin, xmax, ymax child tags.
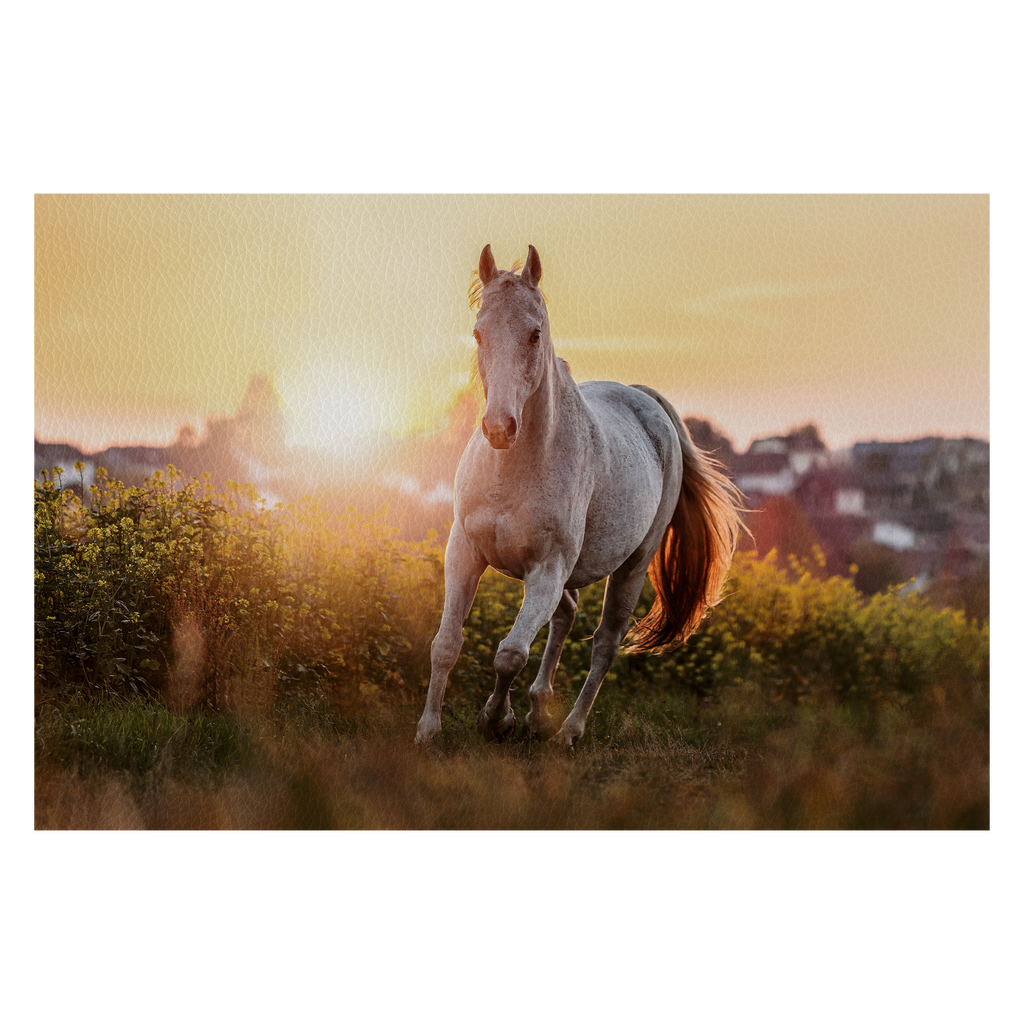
<box><xmin>35</xmin><ymin>682</ymin><xmax>987</xmax><ymax>828</ymax></box>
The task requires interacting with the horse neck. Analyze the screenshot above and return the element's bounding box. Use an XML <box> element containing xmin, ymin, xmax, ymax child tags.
<box><xmin>518</xmin><ymin>349</ymin><xmax>580</xmax><ymax>449</ymax></box>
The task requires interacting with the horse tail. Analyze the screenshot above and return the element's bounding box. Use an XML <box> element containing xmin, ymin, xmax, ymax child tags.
<box><xmin>623</xmin><ymin>386</ymin><xmax>748</xmax><ymax>655</ymax></box>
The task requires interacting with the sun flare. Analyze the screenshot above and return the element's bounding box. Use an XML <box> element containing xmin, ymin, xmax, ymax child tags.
<box><xmin>277</xmin><ymin>354</ymin><xmax>473</xmax><ymax>460</ymax></box>
<box><xmin>279</xmin><ymin>362</ymin><xmax>391</xmax><ymax>454</ymax></box>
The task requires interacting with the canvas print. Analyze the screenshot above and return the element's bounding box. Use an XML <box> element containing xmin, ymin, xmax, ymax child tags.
<box><xmin>34</xmin><ymin>195</ymin><xmax>989</xmax><ymax>828</ymax></box>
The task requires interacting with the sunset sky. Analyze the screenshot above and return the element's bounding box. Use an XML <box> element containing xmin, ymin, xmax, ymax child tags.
<box><xmin>35</xmin><ymin>194</ymin><xmax>989</xmax><ymax>457</ymax></box>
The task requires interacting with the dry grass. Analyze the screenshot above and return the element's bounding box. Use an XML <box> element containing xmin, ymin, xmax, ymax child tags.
<box><xmin>35</xmin><ymin>682</ymin><xmax>988</xmax><ymax>829</ymax></box>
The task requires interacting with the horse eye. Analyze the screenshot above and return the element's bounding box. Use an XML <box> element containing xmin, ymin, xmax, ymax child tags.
<box><xmin>473</xmin><ymin>330</ymin><xmax>482</xmax><ymax>345</ymax></box>
<box><xmin>529</xmin><ymin>329</ymin><xmax>541</xmax><ymax>344</ymax></box>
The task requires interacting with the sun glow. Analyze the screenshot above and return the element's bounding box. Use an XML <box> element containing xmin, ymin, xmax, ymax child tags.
<box><xmin>35</xmin><ymin>196</ymin><xmax>989</xmax><ymax>461</ymax></box>
<box><xmin>277</xmin><ymin>354</ymin><xmax>473</xmax><ymax>460</ymax></box>
<box><xmin>278</xmin><ymin>361</ymin><xmax>393</xmax><ymax>455</ymax></box>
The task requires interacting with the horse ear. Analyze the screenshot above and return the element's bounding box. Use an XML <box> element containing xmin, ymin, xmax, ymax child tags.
<box><xmin>479</xmin><ymin>244</ymin><xmax>499</xmax><ymax>285</ymax></box>
<box><xmin>522</xmin><ymin>244</ymin><xmax>542</xmax><ymax>287</ymax></box>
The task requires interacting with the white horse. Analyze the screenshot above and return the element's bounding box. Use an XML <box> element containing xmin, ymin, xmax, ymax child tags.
<box><xmin>415</xmin><ymin>245</ymin><xmax>745</xmax><ymax>747</ymax></box>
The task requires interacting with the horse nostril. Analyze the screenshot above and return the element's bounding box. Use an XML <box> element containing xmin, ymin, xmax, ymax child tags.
<box><xmin>481</xmin><ymin>411</ymin><xmax>517</xmax><ymax>448</ymax></box>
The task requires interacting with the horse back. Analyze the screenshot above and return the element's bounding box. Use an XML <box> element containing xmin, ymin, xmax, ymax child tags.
<box><xmin>564</xmin><ymin>381</ymin><xmax>684</xmax><ymax>586</ymax></box>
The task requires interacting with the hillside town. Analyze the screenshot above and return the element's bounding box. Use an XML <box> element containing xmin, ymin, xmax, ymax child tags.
<box><xmin>689</xmin><ymin>421</ymin><xmax>989</xmax><ymax>601</ymax></box>
<box><xmin>36</xmin><ymin>376</ymin><xmax>989</xmax><ymax>606</ymax></box>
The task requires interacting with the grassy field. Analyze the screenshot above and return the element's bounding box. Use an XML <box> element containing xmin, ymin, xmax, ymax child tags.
<box><xmin>34</xmin><ymin>467</ymin><xmax>989</xmax><ymax>829</ymax></box>
<box><xmin>35</xmin><ymin>675</ymin><xmax>988</xmax><ymax>829</ymax></box>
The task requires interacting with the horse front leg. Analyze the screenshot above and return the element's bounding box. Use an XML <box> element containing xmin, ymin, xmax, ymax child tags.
<box><xmin>478</xmin><ymin>568</ymin><xmax>567</xmax><ymax>742</ymax></box>
<box><xmin>416</xmin><ymin>524</ymin><xmax>486</xmax><ymax>745</ymax></box>
<box><xmin>524</xmin><ymin>588</ymin><xmax>578</xmax><ymax>739</ymax></box>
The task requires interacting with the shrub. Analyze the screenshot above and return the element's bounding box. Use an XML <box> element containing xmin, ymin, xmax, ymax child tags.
<box><xmin>35</xmin><ymin>466</ymin><xmax>442</xmax><ymax>713</ymax></box>
<box><xmin>456</xmin><ymin>549</ymin><xmax>988</xmax><ymax>712</ymax></box>
<box><xmin>35</xmin><ymin>466</ymin><xmax>988</xmax><ymax>725</ymax></box>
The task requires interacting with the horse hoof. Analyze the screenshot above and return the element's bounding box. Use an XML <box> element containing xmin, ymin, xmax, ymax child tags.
<box><xmin>549</xmin><ymin>727</ymin><xmax>578</xmax><ymax>750</ymax></box>
<box><xmin>415</xmin><ymin>719</ymin><xmax>442</xmax><ymax>746</ymax></box>
<box><xmin>525</xmin><ymin>710</ymin><xmax>558</xmax><ymax>741</ymax></box>
<box><xmin>477</xmin><ymin>708</ymin><xmax>516</xmax><ymax>742</ymax></box>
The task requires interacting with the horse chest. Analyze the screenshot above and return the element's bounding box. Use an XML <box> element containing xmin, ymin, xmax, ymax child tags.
<box><xmin>455</xmin><ymin>438</ymin><xmax>587</xmax><ymax>570</ymax></box>
<box><xmin>460</xmin><ymin>491</ymin><xmax>580</xmax><ymax>580</ymax></box>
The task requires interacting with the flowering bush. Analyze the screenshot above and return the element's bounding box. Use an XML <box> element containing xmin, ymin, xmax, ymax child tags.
<box><xmin>461</xmin><ymin>549</ymin><xmax>988</xmax><ymax>711</ymax></box>
<box><xmin>35</xmin><ymin>466</ymin><xmax>441</xmax><ymax>713</ymax></box>
<box><xmin>36</xmin><ymin>467</ymin><xmax>987</xmax><ymax>719</ymax></box>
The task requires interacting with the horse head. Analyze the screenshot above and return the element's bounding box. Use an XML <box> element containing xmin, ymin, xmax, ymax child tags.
<box><xmin>474</xmin><ymin>244</ymin><xmax>550</xmax><ymax>450</ymax></box>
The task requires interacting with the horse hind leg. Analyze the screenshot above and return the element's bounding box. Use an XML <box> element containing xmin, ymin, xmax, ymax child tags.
<box><xmin>552</xmin><ymin>563</ymin><xmax>649</xmax><ymax>748</ymax></box>
<box><xmin>525</xmin><ymin>588</ymin><xmax>579</xmax><ymax>740</ymax></box>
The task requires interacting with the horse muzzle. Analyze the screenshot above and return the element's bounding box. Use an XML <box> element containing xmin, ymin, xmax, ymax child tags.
<box><xmin>481</xmin><ymin>411</ymin><xmax>518</xmax><ymax>450</ymax></box>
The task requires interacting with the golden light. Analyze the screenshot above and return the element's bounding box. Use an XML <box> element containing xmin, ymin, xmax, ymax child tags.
<box><xmin>35</xmin><ymin>196</ymin><xmax>989</xmax><ymax>462</ymax></box>
<box><xmin>279</xmin><ymin>359</ymin><xmax>395</xmax><ymax>456</ymax></box>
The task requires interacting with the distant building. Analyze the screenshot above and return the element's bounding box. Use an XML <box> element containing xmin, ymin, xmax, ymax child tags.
<box><xmin>34</xmin><ymin>441</ymin><xmax>95</xmax><ymax>495</ymax></box>
<box><xmin>734</xmin><ymin>451</ymin><xmax>794</xmax><ymax>497</ymax></box>
<box><xmin>734</xmin><ymin>425</ymin><xmax>829</xmax><ymax>501</ymax></box>
<box><xmin>793</xmin><ymin>465</ymin><xmax>866</xmax><ymax>517</ymax></box>
<box><xmin>872</xmin><ymin>520</ymin><xmax>916</xmax><ymax>552</ymax></box>
<box><xmin>851</xmin><ymin>437</ymin><xmax>989</xmax><ymax>517</ymax></box>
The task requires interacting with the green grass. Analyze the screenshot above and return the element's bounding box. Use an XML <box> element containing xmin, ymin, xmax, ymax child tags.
<box><xmin>35</xmin><ymin>696</ymin><xmax>260</xmax><ymax>779</ymax></box>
